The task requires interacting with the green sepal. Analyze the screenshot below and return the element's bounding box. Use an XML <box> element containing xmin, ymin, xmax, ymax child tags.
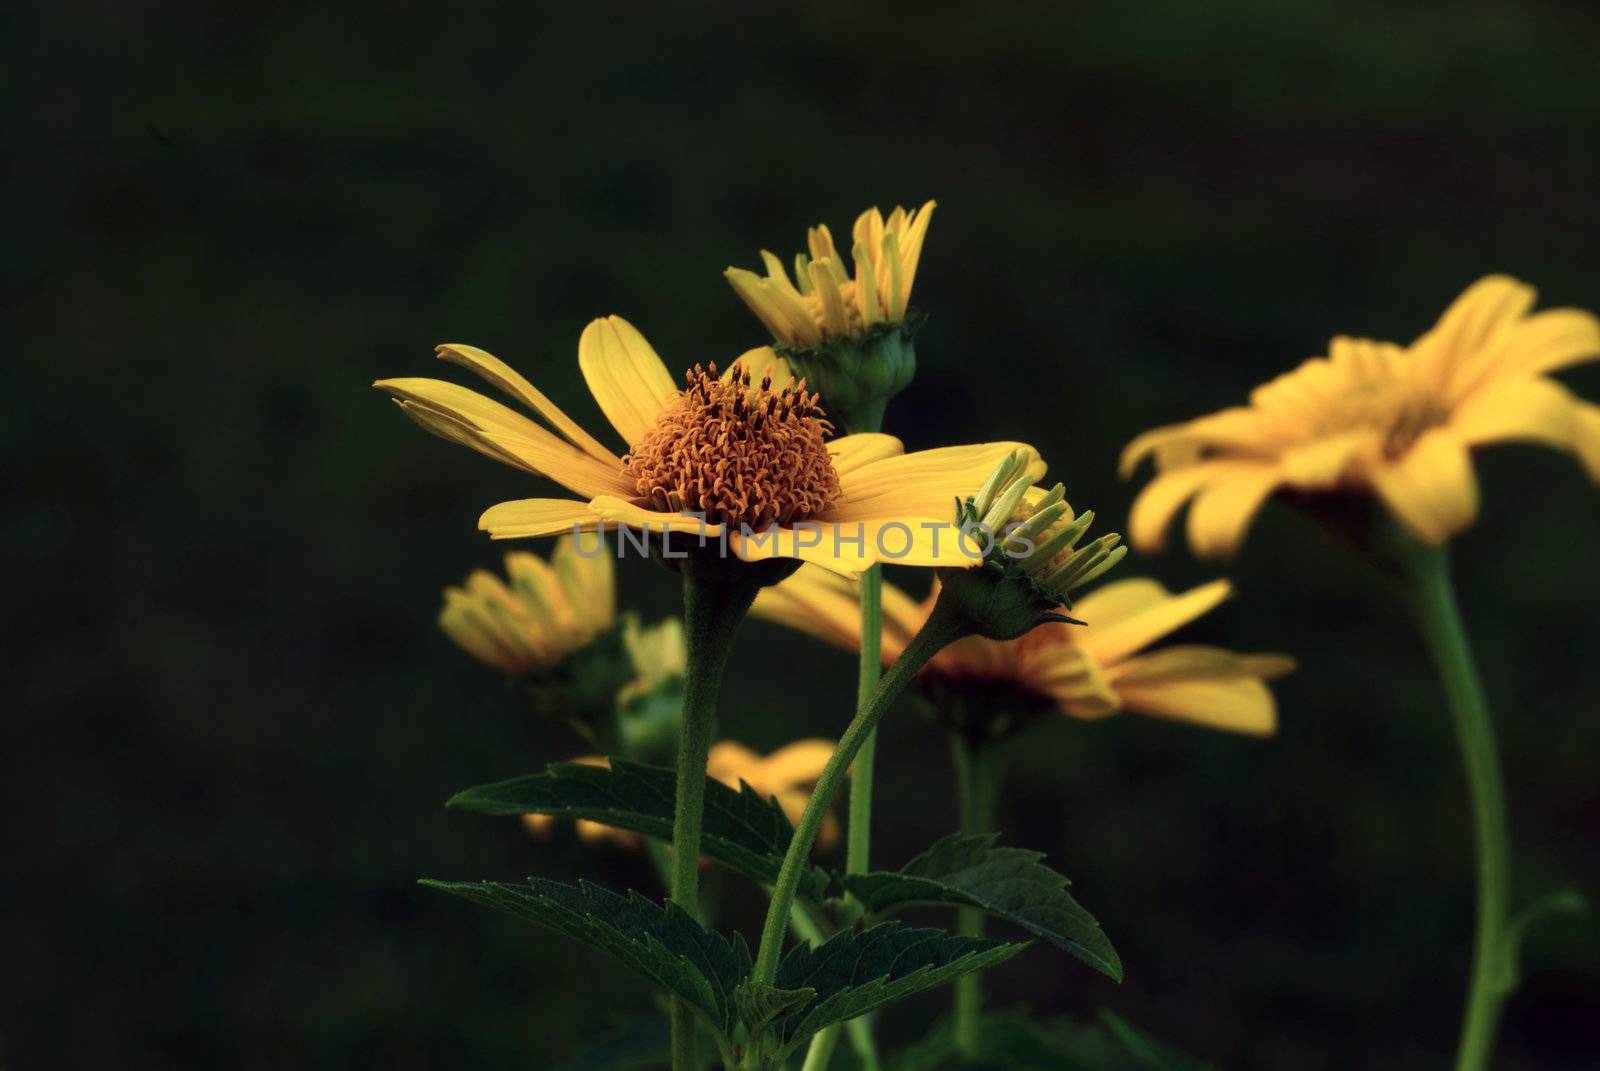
<box><xmin>773</xmin><ymin>310</ymin><xmax>922</xmax><ymax>434</ymax></box>
<box><xmin>446</xmin><ymin>758</ymin><xmax>832</xmax><ymax>900</ymax></box>
<box><xmin>844</xmin><ymin>832</ymin><xmax>1121</xmax><ymax>982</ymax></box>
<box><xmin>1493</xmin><ymin>887</ymin><xmax>1586</xmax><ymax>994</ymax></box>
<box><xmin>420</xmin><ymin>877</ymin><xmax>750</xmax><ymax>1036</ymax></box>
<box><xmin>770</xmin><ymin>921</ymin><xmax>1026</xmax><ymax>1054</ymax></box>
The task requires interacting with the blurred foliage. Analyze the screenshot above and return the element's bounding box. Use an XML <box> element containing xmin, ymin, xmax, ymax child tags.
<box><xmin>6</xmin><ymin>1</ymin><xmax>1600</xmax><ymax>1068</ymax></box>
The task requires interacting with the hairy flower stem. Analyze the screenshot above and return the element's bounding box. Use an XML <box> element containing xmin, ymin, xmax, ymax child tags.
<box><xmin>950</xmin><ymin>735</ymin><xmax>1004</xmax><ymax>1056</ymax></box>
<box><xmin>753</xmin><ymin>600</ymin><xmax>974</xmax><ymax>988</ymax></box>
<box><xmin>1396</xmin><ymin>538</ymin><xmax>1512</xmax><ymax>1071</ymax></box>
<box><xmin>669</xmin><ymin>559</ymin><xmax>762</xmax><ymax>1071</ymax></box>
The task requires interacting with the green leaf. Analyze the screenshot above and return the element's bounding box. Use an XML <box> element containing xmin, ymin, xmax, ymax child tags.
<box><xmin>732</xmin><ymin>979</ymin><xmax>817</xmax><ymax>1040</ymax></box>
<box><xmin>1494</xmin><ymin>887</ymin><xmax>1587</xmax><ymax>994</ymax></box>
<box><xmin>770</xmin><ymin>921</ymin><xmax>1026</xmax><ymax>1052</ymax></box>
<box><xmin>421</xmin><ymin>877</ymin><xmax>750</xmax><ymax>1035</ymax></box>
<box><xmin>844</xmin><ymin>833</ymin><xmax>1121</xmax><ymax>981</ymax></box>
<box><xmin>447</xmin><ymin>759</ymin><xmax>831</xmax><ymax>900</ymax></box>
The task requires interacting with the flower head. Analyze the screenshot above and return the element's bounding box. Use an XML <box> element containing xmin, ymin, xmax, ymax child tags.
<box><xmin>936</xmin><ymin>451</ymin><xmax>1127</xmax><ymax>640</ymax></box>
<box><xmin>1122</xmin><ymin>276</ymin><xmax>1600</xmax><ymax>556</ymax></box>
<box><xmin>725</xmin><ymin>203</ymin><xmax>935</xmax><ymax>432</ymax></box>
<box><xmin>438</xmin><ymin>532</ymin><xmax>613</xmax><ymax>676</ymax></box>
<box><xmin>754</xmin><ymin>566</ymin><xmax>1293</xmax><ymax>738</ymax></box>
<box><xmin>376</xmin><ymin>316</ymin><xmax>1032</xmax><ymax>574</ymax></box>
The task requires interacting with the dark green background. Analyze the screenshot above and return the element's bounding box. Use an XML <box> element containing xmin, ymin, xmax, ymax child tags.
<box><xmin>9</xmin><ymin>2</ymin><xmax>1600</xmax><ymax>1068</ymax></box>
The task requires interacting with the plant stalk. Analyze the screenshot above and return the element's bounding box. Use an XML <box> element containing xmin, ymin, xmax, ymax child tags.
<box><xmin>752</xmin><ymin>600</ymin><xmax>972</xmax><ymax>988</ymax></box>
<box><xmin>669</xmin><ymin>562</ymin><xmax>761</xmax><ymax>1071</ymax></box>
<box><xmin>1396</xmin><ymin>537</ymin><xmax>1512</xmax><ymax>1071</ymax></box>
<box><xmin>950</xmin><ymin>734</ymin><xmax>1004</xmax><ymax>1057</ymax></box>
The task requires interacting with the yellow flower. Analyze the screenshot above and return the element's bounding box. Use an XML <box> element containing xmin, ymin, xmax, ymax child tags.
<box><xmin>754</xmin><ymin>566</ymin><xmax>1294</xmax><ymax>736</ymax></box>
<box><xmin>725</xmin><ymin>202</ymin><xmax>936</xmax><ymax>347</ymax></box>
<box><xmin>616</xmin><ymin>615</ymin><xmax>686</xmax><ymax>710</ymax></box>
<box><xmin>438</xmin><ymin>532</ymin><xmax>613</xmax><ymax>675</ymax></box>
<box><xmin>376</xmin><ymin>316</ymin><xmax>1032</xmax><ymax>573</ymax></box>
<box><xmin>523</xmin><ymin>740</ymin><xmax>840</xmax><ymax>849</ymax></box>
<box><xmin>1122</xmin><ymin>275</ymin><xmax>1600</xmax><ymax>556</ymax></box>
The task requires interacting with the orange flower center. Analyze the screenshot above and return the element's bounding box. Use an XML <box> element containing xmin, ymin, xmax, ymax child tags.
<box><xmin>622</xmin><ymin>364</ymin><xmax>842</xmax><ymax>528</ymax></box>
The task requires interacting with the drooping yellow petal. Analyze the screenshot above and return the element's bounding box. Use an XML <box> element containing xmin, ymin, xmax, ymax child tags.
<box><xmin>1127</xmin><ymin>461</ymin><xmax>1265</xmax><ymax>554</ymax></box>
<box><xmin>1112</xmin><ymin>673</ymin><xmax>1277</xmax><ymax>736</ymax></box>
<box><xmin>1185</xmin><ymin>467</ymin><xmax>1283</xmax><ymax>559</ymax></box>
<box><xmin>1370</xmin><ymin>428</ymin><xmax>1479</xmax><ymax>544</ymax></box>
<box><xmin>1074</xmin><ymin>579</ymin><xmax>1233</xmax><ymax>667</ymax></box>
<box><xmin>435</xmin><ymin>344</ymin><xmax>622</xmax><ymax>467</ymax></box>
<box><xmin>1449</xmin><ymin>376</ymin><xmax>1579</xmax><ymax>453</ymax></box>
<box><xmin>577</xmin><ymin>316</ymin><xmax>680</xmax><ymax>447</ymax></box>
<box><xmin>751</xmin><ymin>565</ymin><xmax>864</xmax><ymax>653</ymax></box>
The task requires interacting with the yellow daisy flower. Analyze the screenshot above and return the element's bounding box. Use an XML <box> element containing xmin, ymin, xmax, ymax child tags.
<box><xmin>523</xmin><ymin>740</ymin><xmax>840</xmax><ymax>849</ymax></box>
<box><xmin>438</xmin><ymin>532</ymin><xmax>613</xmax><ymax>676</ymax></box>
<box><xmin>376</xmin><ymin>316</ymin><xmax>1032</xmax><ymax>573</ymax></box>
<box><xmin>754</xmin><ymin>565</ymin><xmax>1294</xmax><ymax>736</ymax></box>
<box><xmin>1121</xmin><ymin>275</ymin><xmax>1600</xmax><ymax>556</ymax></box>
<box><xmin>725</xmin><ymin>202</ymin><xmax>936</xmax><ymax>347</ymax></box>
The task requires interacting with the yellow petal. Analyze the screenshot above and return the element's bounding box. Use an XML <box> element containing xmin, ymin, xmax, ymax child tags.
<box><xmin>1450</xmin><ymin>376</ymin><xmax>1579</xmax><ymax>453</ymax></box>
<box><xmin>897</xmin><ymin>200</ymin><xmax>937</xmax><ymax>304</ymax></box>
<box><xmin>1411</xmin><ymin>275</ymin><xmax>1536</xmax><ymax>395</ymax></box>
<box><xmin>1577</xmin><ymin>403</ymin><xmax>1600</xmax><ymax>481</ymax></box>
<box><xmin>1074</xmin><ymin>579</ymin><xmax>1233</xmax><ymax>667</ymax></box>
<box><xmin>1452</xmin><ymin>308</ymin><xmax>1600</xmax><ymax>398</ymax></box>
<box><xmin>1185</xmin><ymin>467</ymin><xmax>1282</xmax><ymax>559</ymax></box>
<box><xmin>377</xmin><ymin>378</ymin><xmax>633</xmax><ymax>498</ymax></box>
<box><xmin>751</xmin><ymin>565</ymin><xmax>864</xmax><ymax>653</ymax></box>
<box><xmin>1119</xmin><ymin>423</ymin><xmax>1193</xmax><ymax>478</ymax></box>
<box><xmin>827</xmin><ymin>433</ymin><xmax>905</xmax><ymax>478</ymax></box>
<box><xmin>435</xmin><ymin>344</ymin><xmax>621</xmax><ymax>467</ymax></box>
<box><xmin>577</xmin><ymin>316</ymin><xmax>680</xmax><ymax>446</ymax></box>
<box><xmin>1022</xmin><ymin>642</ymin><xmax>1120</xmax><ymax>719</ymax></box>
<box><xmin>1127</xmin><ymin>461</ymin><xmax>1264</xmax><ymax>554</ymax></box>
<box><xmin>1370</xmin><ymin>428</ymin><xmax>1479</xmax><ymax>544</ymax></box>
<box><xmin>1113</xmin><ymin>675</ymin><xmax>1277</xmax><ymax>736</ymax></box>
<box><xmin>827</xmin><ymin>443</ymin><xmax>1043</xmax><ymax>522</ymax></box>
<box><xmin>478</xmin><ymin>498</ymin><xmax>601</xmax><ymax>540</ymax></box>
<box><xmin>750</xmin><ymin>739</ymin><xmax>837</xmax><ymax>791</ymax></box>
<box><xmin>587</xmin><ymin>494</ymin><xmax>726</xmax><ymax>537</ymax></box>
<box><xmin>1280</xmin><ymin>429</ymin><xmax>1378</xmax><ymax>488</ymax></box>
<box><xmin>724</xmin><ymin>346</ymin><xmax>795</xmax><ymax>390</ymax></box>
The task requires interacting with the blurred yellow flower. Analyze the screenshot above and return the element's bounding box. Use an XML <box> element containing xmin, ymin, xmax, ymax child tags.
<box><xmin>616</xmin><ymin>615</ymin><xmax>686</xmax><ymax>710</ymax></box>
<box><xmin>725</xmin><ymin>202</ymin><xmax>936</xmax><ymax>346</ymax></box>
<box><xmin>376</xmin><ymin>316</ymin><xmax>1032</xmax><ymax>573</ymax></box>
<box><xmin>523</xmin><ymin>739</ymin><xmax>840</xmax><ymax>849</ymax></box>
<box><xmin>1122</xmin><ymin>275</ymin><xmax>1600</xmax><ymax>556</ymax></box>
<box><xmin>438</xmin><ymin>532</ymin><xmax>613</xmax><ymax>675</ymax></box>
<box><xmin>755</xmin><ymin>566</ymin><xmax>1293</xmax><ymax>736</ymax></box>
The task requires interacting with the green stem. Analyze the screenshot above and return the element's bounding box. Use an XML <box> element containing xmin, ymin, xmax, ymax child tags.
<box><xmin>950</xmin><ymin>735</ymin><xmax>1004</xmax><ymax>1057</ymax></box>
<box><xmin>752</xmin><ymin>599</ymin><xmax>973</xmax><ymax>987</ymax></box>
<box><xmin>1396</xmin><ymin>538</ymin><xmax>1512</xmax><ymax>1071</ymax></box>
<box><xmin>670</xmin><ymin>562</ymin><xmax>761</xmax><ymax>1071</ymax></box>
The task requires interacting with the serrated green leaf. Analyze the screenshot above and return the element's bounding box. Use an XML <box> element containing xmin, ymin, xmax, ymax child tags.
<box><xmin>771</xmin><ymin>921</ymin><xmax>1026</xmax><ymax>1053</ymax></box>
<box><xmin>844</xmin><ymin>833</ymin><xmax>1121</xmax><ymax>981</ymax></box>
<box><xmin>447</xmin><ymin>759</ymin><xmax>830</xmax><ymax>900</ymax></box>
<box><xmin>421</xmin><ymin>877</ymin><xmax>750</xmax><ymax>1035</ymax></box>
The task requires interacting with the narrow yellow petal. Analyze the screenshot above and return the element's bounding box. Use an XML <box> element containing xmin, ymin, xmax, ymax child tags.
<box><xmin>576</xmin><ymin>317</ymin><xmax>680</xmax><ymax>447</ymax></box>
<box><xmin>853</xmin><ymin>241</ymin><xmax>881</xmax><ymax>326</ymax></box>
<box><xmin>897</xmin><ymin>200</ymin><xmax>936</xmax><ymax>303</ymax></box>
<box><xmin>1075</xmin><ymin>579</ymin><xmax>1233</xmax><ymax>667</ymax></box>
<box><xmin>1450</xmin><ymin>376</ymin><xmax>1578</xmax><ymax>453</ymax></box>
<box><xmin>808</xmin><ymin>260</ymin><xmax>850</xmax><ymax>337</ymax></box>
<box><xmin>1126</xmin><ymin>461</ymin><xmax>1258</xmax><ymax>554</ymax></box>
<box><xmin>1411</xmin><ymin>275</ymin><xmax>1536</xmax><ymax>395</ymax></box>
<box><xmin>1185</xmin><ymin>468</ymin><xmax>1282</xmax><ymax>559</ymax></box>
<box><xmin>827</xmin><ymin>443</ymin><xmax>1042</xmax><ymax>520</ymax></box>
<box><xmin>1370</xmin><ymin>429</ymin><xmax>1479</xmax><ymax>544</ymax></box>
<box><xmin>478</xmin><ymin>498</ymin><xmax>601</xmax><ymax>540</ymax></box>
<box><xmin>588</xmin><ymin>494</ymin><xmax>726</xmax><ymax>537</ymax></box>
<box><xmin>882</xmin><ymin>230</ymin><xmax>906</xmax><ymax>321</ymax></box>
<box><xmin>1114</xmin><ymin>675</ymin><xmax>1277</xmax><ymax>735</ymax></box>
<box><xmin>434</xmin><ymin>344</ymin><xmax>620</xmax><ymax>466</ymax></box>
<box><xmin>726</xmin><ymin>268</ymin><xmax>799</xmax><ymax>343</ymax></box>
<box><xmin>827</xmin><ymin>433</ymin><xmax>904</xmax><ymax>478</ymax></box>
